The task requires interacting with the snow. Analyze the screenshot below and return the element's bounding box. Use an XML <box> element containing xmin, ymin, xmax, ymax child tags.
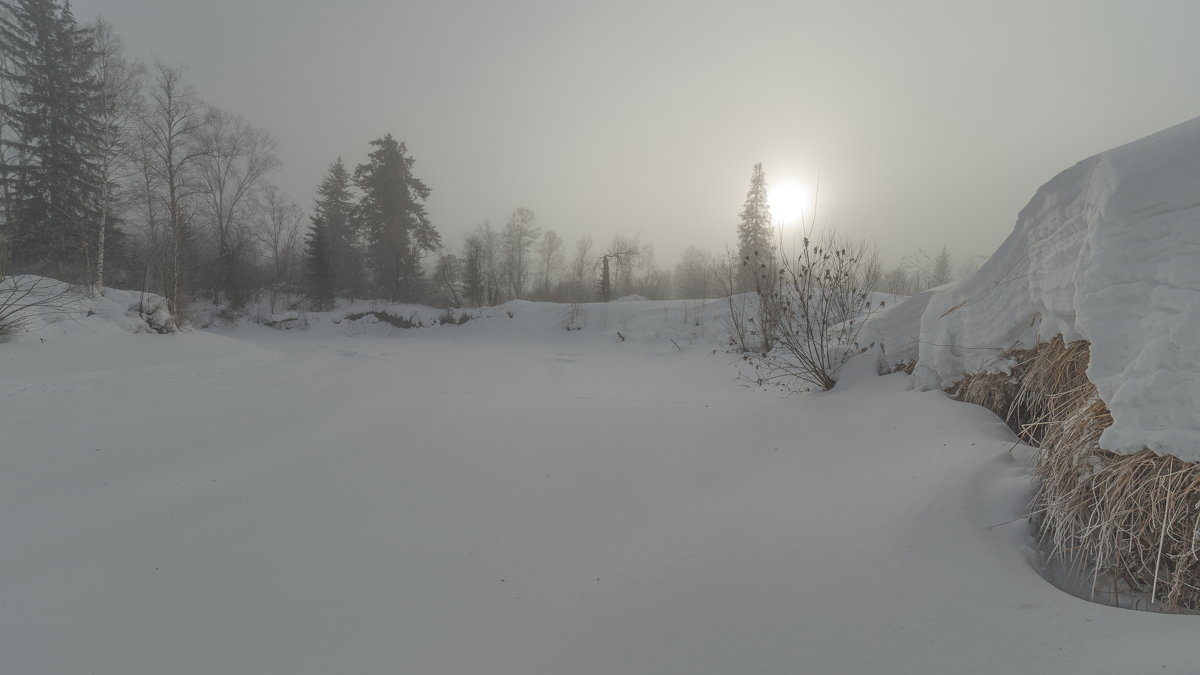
<box><xmin>227</xmin><ymin>295</ymin><xmax>733</xmax><ymax>348</ymax></box>
<box><xmin>4</xmin><ymin>291</ymin><xmax>1200</xmax><ymax>673</ymax></box>
<box><xmin>888</xmin><ymin>116</ymin><xmax>1200</xmax><ymax>458</ymax></box>
<box><xmin>1</xmin><ymin>276</ymin><xmax>173</xmax><ymax>338</ymax></box>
